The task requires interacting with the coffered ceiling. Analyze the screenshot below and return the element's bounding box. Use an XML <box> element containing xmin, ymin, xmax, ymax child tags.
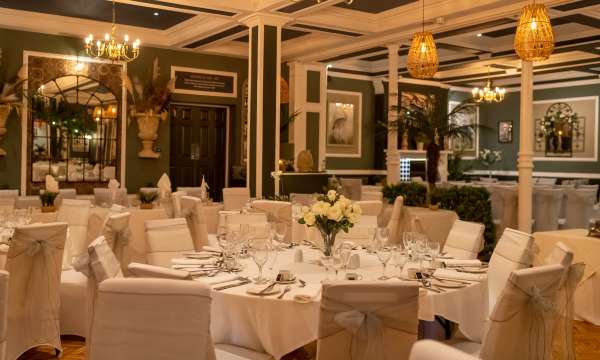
<box><xmin>0</xmin><ymin>0</ymin><xmax>598</xmax><ymax>88</ymax></box>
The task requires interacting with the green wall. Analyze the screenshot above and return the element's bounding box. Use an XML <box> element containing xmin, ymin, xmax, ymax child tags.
<box><xmin>0</xmin><ymin>27</ymin><xmax>247</xmax><ymax>193</ymax></box>
<box><xmin>326</xmin><ymin>76</ymin><xmax>375</xmax><ymax>169</ymax></box>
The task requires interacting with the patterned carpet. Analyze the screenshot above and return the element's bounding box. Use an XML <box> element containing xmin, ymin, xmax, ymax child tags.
<box><xmin>18</xmin><ymin>321</ymin><xmax>600</xmax><ymax>359</ymax></box>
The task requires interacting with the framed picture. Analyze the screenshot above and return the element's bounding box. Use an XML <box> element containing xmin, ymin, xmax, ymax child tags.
<box><xmin>498</xmin><ymin>121</ymin><xmax>513</xmax><ymax>143</ymax></box>
<box><xmin>326</xmin><ymin>90</ymin><xmax>362</xmax><ymax>157</ymax></box>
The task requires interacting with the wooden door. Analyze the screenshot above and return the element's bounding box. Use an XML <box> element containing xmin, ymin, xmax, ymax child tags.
<box><xmin>170</xmin><ymin>105</ymin><xmax>227</xmax><ymax>201</ymax></box>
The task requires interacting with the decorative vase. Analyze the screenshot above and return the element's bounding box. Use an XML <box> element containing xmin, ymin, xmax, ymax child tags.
<box><xmin>0</xmin><ymin>104</ymin><xmax>11</xmax><ymax>156</ymax></box>
<box><xmin>319</xmin><ymin>229</ymin><xmax>338</xmax><ymax>257</ymax></box>
<box><xmin>135</xmin><ymin>111</ymin><xmax>166</xmax><ymax>159</ymax></box>
<box><xmin>41</xmin><ymin>205</ymin><xmax>55</xmax><ymax>213</ymax></box>
<box><xmin>140</xmin><ymin>203</ymin><xmax>153</xmax><ymax>210</ymax></box>
<box><xmin>297</xmin><ymin>150</ymin><xmax>314</xmax><ymax>172</ymax></box>
<box><xmin>416</xmin><ymin>142</ymin><xmax>425</xmax><ymax>151</ymax></box>
<box><xmin>401</xmin><ymin>130</ymin><xmax>409</xmax><ymax>150</ymax></box>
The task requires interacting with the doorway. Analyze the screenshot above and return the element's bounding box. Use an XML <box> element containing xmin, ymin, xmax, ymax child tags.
<box><xmin>169</xmin><ymin>104</ymin><xmax>228</xmax><ymax>201</ymax></box>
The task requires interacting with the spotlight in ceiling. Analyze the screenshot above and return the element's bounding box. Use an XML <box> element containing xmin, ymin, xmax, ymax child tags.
<box><xmin>153</xmin><ymin>12</ymin><xmax>159</xmax><ymax>16</ymax></box>
<box><xmin>477</xmin><ymin>33</ymin><xmax>483</xmax><ymax>37</ymax></box>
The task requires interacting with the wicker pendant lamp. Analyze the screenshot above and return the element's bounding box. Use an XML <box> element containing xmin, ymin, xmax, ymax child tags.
<box><xmin>514</xmin><ymin>1</ymin><xmax>554</xmax><ymax>61</ymax></box>
<box><xmin>407</xmin><ymin>0</ymin><xmax>438</xmax><ymax>79</ymax></box>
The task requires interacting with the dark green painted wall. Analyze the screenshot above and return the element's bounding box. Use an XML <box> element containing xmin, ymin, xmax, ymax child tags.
<box><xmin>0</xmin><ymin>27</ymin><xmax>247</xmax><ymax>192</ymax></box>
<box><xmin>307</xmin><ymin>71</ymin><xmax>320</xmax><ymax>103</ymax></box>
<box><xmin>306</xmin><ymin>112</ymin><xmax>320</xmax><ymax>166</ymax></box>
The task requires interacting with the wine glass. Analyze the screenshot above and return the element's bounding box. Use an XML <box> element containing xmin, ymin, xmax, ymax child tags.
<box><xmin>392</xmin><ymin>247</ymin><xmax>408</xmax><ymax>279</ymax></box>
<box><xmin>428</xmin><ymin>239</ymin><xmax>440</xmax><ymax>267</ymax></box>
<box><xmin>273</xmin><ymin>221</ymin><xmax>287</xmax><ymax>245</ymax></box>
<box><xmin>375</xmin><ymin>244</ymin><xmax>392</xmax><ymax>280</ymax></box>
<box><xmin>248</xmin><ymin>240</ymin><xmax>270</xmax><ymax>284</ymax></box>
<box><xmin>333</xmin><ymin>243</ymin><xmax>353</xmax><ymax>280</ymax></box>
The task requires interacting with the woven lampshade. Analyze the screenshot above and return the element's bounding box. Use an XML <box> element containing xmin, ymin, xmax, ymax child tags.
<box><xmin>514</xmin><ymin>3</ymin><xmax>554</xmax><ymax>61</ymax></box>
<box><xmin>407</xmin><ymin>31</ymin><xmax>438</xmax><ymax>79</ymax></box>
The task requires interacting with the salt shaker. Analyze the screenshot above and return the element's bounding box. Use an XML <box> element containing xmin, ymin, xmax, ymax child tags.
<box><xmin>294</xmin><ymin>248</ymin><xmax>304</xmax><ymax>263</ymax></box>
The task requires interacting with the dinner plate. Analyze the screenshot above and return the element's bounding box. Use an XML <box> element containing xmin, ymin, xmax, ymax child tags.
<box><xmin>246</xmin><ymin>284</ymin><xmax>281</xmax><ymax>296</ymax></box>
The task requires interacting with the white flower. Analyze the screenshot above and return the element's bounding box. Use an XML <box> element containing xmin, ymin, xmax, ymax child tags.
<box><xmin>336</xmin><ymin>196</ymin><xmax>352</xmax><ymax>210</ymax></box>
<box><xmin>327</xmin><ymin>190</ymin><xmax>337</xmax><ymax>202</ymax></box>
<box><xmin>303</xmin><ymin>211</ymin><xmax>316</xmax><ymax>226</ymax></box>
<box><xmin>351</xmin><ymin>203</ymin><xmax>362</xmax><ymax>216</ymax></box>
<box><xmin>311</xmin><ymin>201</ymin><xmax>331</xmax><ymax>216</ymax></box>
<box><xmin>348</xmin><ymin>212</ymin><xmax>360</xmax><ymax>224</ymax></box>
<box><xmin>326</xmin><ymin>206</ymin><xmax>343</xmax><ymax>221</ymax></box>
<box><xmin>45</xmin><ymin>175</ymin><xmax>59</xmax><ymax>193</ymax></box>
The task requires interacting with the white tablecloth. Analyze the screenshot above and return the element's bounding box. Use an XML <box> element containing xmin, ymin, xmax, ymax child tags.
<box><xmin>534</xmin><ymin>229</ymin><xmax>600</xmax><ymax>325</ymax></box>
<box><xmin>202</xmin><ymin>246</ymin><xmax>487</xmax><ymax>359</ymax></box>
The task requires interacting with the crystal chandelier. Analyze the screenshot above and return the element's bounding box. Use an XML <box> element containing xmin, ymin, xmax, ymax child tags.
<box><xmin>472</xmin><ymin>67</ymin><xmax>505</xmax><ymax>103</ymax></box>
<box><xmin>84</xmin><ymin>0</ymin><xmax>140</xmax><ymax>62</ymax></box>
<box><xmin>514</xmin><ymin>1</ymin><xmax>554</xmax><ymax>61</ymax></box>
<box><xmin>406</xmin><ymin>0</ymin><xmax>438</xmax><ymax>79</ymax></box>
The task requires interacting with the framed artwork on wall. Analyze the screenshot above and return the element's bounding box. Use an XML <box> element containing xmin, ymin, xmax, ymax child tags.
<box><xmin>498</xmin><ymin>121</ymin><xmax>513</xmax><ymax>143</ymax></box>
<box><xmin>325</xmin><ymin>90</ymin><xmax>362</xmax><ymax>158</ymax></box>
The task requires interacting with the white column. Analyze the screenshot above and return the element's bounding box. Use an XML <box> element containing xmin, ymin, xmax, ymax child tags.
<box><xmin>518</xmin><ymin>60</ymin><xmax>534</xmax><ymax>233</ymax></box>
<box><xmin>289</xmin><ymin>61</ymin><xmax>307</xmax><ymax>163</ymax></box>
<box><xmin>386</xmin><ymin>43</ymin><xmax>400</xmax><ymax>185</ymax></box>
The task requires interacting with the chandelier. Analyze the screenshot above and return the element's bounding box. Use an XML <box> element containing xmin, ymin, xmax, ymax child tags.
<box><xmin>84</xmin><ymin>0</ymin><xmax>140</xmax><ymax>62</ymax></box>
<box><xmin>514</xmin><ymin>2</ymin><xmax>554</xmax><ymax>61</ymax></box>
<box><xmin>406</xmin><ymin>0</ymin><xmax>438</xmax><ymax>79</ymax></box>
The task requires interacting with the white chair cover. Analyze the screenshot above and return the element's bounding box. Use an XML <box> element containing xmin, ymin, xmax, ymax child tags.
<box><xmin>494</xmin><ymin>185</ymin><xmax>518</xmax><ymax>234</ymax></box>
<box><xmin>181</xmin><ymin>196</ymin><xmax>210</xmax><ymax>251</ymax></box>
<box><xmin>251</xmin><ymin>200</ymin><xmax>292</xmax><ymax>242</ymax></box>
<box><xmin>6</xmin><ymin>222</ymin><xmax>67</xmax><ymax>360</ymax></box>
<box><xmin>222</xmin><ymin>187</ymin><xmax>250</xmax><ymax>211</ymax></box>
<box><xmin>171</xmin><ymin>191</ymin><xmax>187</xmax><ymax>218</ymax></box>
<box><xmin>340</xmin><ymin>178</ymin><xmax>362</xmax><ymax>201</ymax></box>
<box><xmin>361</xmin><ymin>185</ymin><xmax>383</xmax><ymax>201</ymax></box>
<box><xmin>289</xmin><ymin>193</ymin><xmax>317</xmax><ymax>206</ymax></box>
<box><xmin>443</xmin><ymin>220</ymin><xmax>485</xmax><ymax>260</ymax></box>
<box><xmin>537</xmin><ymin>178</ymin><xmax>557</xmax><ymax>185</ymax></box>
<box><xmin>0</xmin><ymin>270</ymin><xmax>8</xmax><ymax>360</ymax></box>
<box><xmin>354</xmin><ymin>200</ymin><xmax>382</xmax><ymax>217</ymax></box>
<box><xmin>479</xmin><ymin>264</ymin><xmax>565</xmax><ymax>360</ymax></box>
<box><xmin>127</xmin><ymin>262</ymin><xmax>191</xmax><ymax>280</ymax></box>
<box><xmin>145</xmin><ymin>218</ymin><xmax>195</xmax><ymax>268</ymax></box>
<box><xmin>0</xmin><ymin>198</ymin><xmax>14</xmax><ymax>213</ymax></box>
<box><xmin>565</xmin><ymin>188</ymin><xmax>596</xmax><ymax>229</ymax></box>
<box><xmin>410</xmin><ymin>340</ymin><xmax>478</xmax><ymax>360</ymax></box>
<box><xmin>57</xmin><ymin>199</ymin><xmax>91</xmax><ymax>270</ymax></box>
<box><xmin>337</xmin><ymin>216</ymin><xmax>377</xmax><ymax>248</ymax></box>
<box><xmin>102</xmin><ymin>212</ymin><xmax>131</xmax><ymax>273</ymax></box>
<box><xmin>487</xmin><ymin>228</ymin><xmax>535</xmax><ymax>316</ymax></box>
<box><xmin>532</xmin><ymin>187</ymin><xmax>563</xmax><ymax>231</ymax></box>
<box><xmin>386</xmin><ymin>196</ymin><xmax>404</xmax><ymax>244</ymax></box>
<box><xmin>93</xmin><ymin>188</ymin><xmax>128</xmax><ymax>207</ymax></box>
<box><xmin>225</xmin><ymin>213</ymin><xmax>269</xmax><ymax>241</ymax></box>
<box><xmin>88</xmin><ymin>278</ymin><xmax>216</xmax><ymax>360</ymax></box>
<box><xmin>545</xmin><ymin>241</ymin><xmax>574</xmax><ymax>268</ymax></box>
<box><xmin>177</xmin><ymin>187</ymin><xmax>203</xmax><ymax>199</ymax></box>
<box><xmin>0</xmin><ymin>190</ymin><xmax>18</xmax><ymax>199</ymax></box>
<box><xmin>317</xmin><ymin>282</ymin><xmax>419</xmax><ymax>360</ymax></box>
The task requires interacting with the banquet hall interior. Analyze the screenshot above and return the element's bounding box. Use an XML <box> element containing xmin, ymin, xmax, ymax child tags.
<box><xmin>1</xmin><ymin>0</ymin><xmax>600</xmax><ymax>359</ymax></box>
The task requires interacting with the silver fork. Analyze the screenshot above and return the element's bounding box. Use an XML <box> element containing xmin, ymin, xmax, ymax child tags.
<box><xmin>277</xmin><ymin>285</ymin><xmax>292</xmax><ymax>299</ymax></box>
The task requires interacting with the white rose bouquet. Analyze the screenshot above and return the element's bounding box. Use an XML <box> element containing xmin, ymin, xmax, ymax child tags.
<box><xmin>479</xmin><ymin>148</ymin><xmax>502</xmax><ymax>178</ymax></box>
<box><xmin>298</xmin><ymin>190</ymin><xmax>361</xmax><ymax>256</ymax></box>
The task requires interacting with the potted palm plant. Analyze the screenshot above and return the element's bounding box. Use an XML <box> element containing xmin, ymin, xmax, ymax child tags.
<box><xmin>0</xmin><ymin>65</ymin><xmax>26</xmax><ymax>156</ymax></box>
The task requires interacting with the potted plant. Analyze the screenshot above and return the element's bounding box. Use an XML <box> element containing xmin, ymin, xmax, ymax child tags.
<box><xmin>138</xmin><ymin>190</ymin><xmax>158</xmax><ymax>209</ymax></box>
<box><xmin>298</xmin><ymin>190</ymin><xmax>361</xmax><ymax>258</ymax></box>
<box><xmin>40</xmin><ymin>174</ymin><xmax>60</xmax><ymax>212</ymax></box>
<box><xmin>126</xmin><ymin>58</ymin><xmax>174</xmax><ymax>158</ymax></box>
<box><xmin>415</xmin><ymin>132</ymin><xmax>428</xmax><ymax>151</ymax></box>
<box><xmin>479</xmin><ymin>148</ymin><xmax>502</xmax><ymax>178</ymax></box>
<box><xmin>0</xmin><ymin>65</ymin><xmax>26</xmax><ymax>156</ymax></box>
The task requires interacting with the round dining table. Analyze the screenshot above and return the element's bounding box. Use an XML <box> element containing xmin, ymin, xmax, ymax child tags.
<box><xmin>199</xmin><ymin>246</ymin><xmax>488</xmax><ymax>360</ymax></box>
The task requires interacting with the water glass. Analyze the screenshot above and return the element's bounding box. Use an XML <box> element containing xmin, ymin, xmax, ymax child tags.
<box><xmin>248</xmin><ymin>240</ymin><xmax>270</xmax><ymax>284</ymax></box>
<box><xmin>392</xmin><ymin>247</ymin><xmax>408</xmax><ymax>278</ymax></box>
<box><xmin>375</xmin><ymin>245</ymin><xmax>392</xmax><ymax>280</ymax></box>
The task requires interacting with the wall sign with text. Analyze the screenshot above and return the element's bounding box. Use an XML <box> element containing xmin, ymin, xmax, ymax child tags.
<box><xmin>171</xmin><ymin>66</ymin><xmax>237</xmax><ymax>98</ymax></box>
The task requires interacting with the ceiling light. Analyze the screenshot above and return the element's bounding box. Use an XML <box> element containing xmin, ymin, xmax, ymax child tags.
<box><xmin>153</xmin><ymin>12</ymin><xmax>159</xmax><ymax>16</ymax></box>
<box><xmin>84</xmin><ymin>0</ymin><xmax>141</xmax><ymax>62</ymax></box>
<box><xmin>514</xmin><ymin>2</ymin><xmax>554</xmax><ymax>61</ymax></box>
<box><xmin>406</xmin><ymin>0</ymin><xmax>438</xmax><ymax>79</ymax></box>
<box><xmin>472</xmin><ymin>66</ymin><xmax>505</xmax><ymax>103</ymax></box>
<box><xmin>477</xmin><ymin>33</ymin><xmax>482</xmax><ymax>37</ymax></box>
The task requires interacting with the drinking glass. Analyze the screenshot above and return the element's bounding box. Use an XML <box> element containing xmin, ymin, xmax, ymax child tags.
<box><xmin>333</xmin><ymin>243</ymin><xmax>352</xmax><ymax>279</ymax></box>
<box><xmin>375</xmin><ymin>245</ymin><xmax>392</xmax><ymax>280</ymax></box>
<box><xmin>392</xmin><ymin>247</ymin><xmax>408</xmax><ymax>278</ymax></box>
<box><xmin>248</xmin><ymin>240</ymin><xmax>270</xmax><ymax>284</ymax></box>
<box><xmin>428</xmin><ymin>239</ymin><xmax>440</xmax><ymax>267</ymax></box>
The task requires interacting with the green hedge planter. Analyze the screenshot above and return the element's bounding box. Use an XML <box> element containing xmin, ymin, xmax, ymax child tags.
<box><xmin>382</xmin><ymin>182</ymin><xmax>428</xmax><ymax>207</ymax></box>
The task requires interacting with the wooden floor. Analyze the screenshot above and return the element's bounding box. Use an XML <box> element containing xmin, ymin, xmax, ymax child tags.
<box><xmin>19</xmin><ymin>321</ymin><xmax>600</xmax><ymax>359</ymax></box>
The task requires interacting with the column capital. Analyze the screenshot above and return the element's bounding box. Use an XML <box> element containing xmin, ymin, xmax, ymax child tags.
<box><xmin>239</xmin><ymin>13</ymin><xmax>292</xmax><ymax>28</ymax></box>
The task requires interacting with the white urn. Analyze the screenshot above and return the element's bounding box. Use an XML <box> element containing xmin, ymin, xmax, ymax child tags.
<box><xmin>0</xmin><ymin>104</ymin><xmax>11</xmax><ymax>156</ymax></box>
<box><xmin>135</xmin><ymin>110</ymin><xmax>167</xmax><ymax>159</ymax></box>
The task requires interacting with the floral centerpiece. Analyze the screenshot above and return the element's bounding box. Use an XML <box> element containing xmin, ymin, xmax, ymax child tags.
<box><xmin>298</xmin><ymin>190</ymin><xmax>361</xmax><ymax>257</ymax></box>
<box><xmin>40</xmin><ymin>174</ymin><xmax>59</xmax><ymax>212</ymax></box>
<box><xmin>479</xmin><ymin>148</ymin><xmax>502</xmax><ymax>178</ymax></box>
<box><xmin>138</xmin><ymin>190</ymin><xmax>158</xmax><ymax>210</ymax></box>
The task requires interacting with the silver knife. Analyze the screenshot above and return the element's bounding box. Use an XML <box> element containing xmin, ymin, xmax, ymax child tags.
<box><xmin>214</xmin><ymin>280</ymin><xmax>251</xmax><ymax>291</ymax></box>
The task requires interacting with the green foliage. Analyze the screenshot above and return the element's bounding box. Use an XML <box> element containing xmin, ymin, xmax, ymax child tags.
<box><xmin>430</xmin><ymin>186</ymin><xmax>496</xmax><ymax>260</ymax></box>
<box><xmin>39</xmin><ymin>191</ymin><xmax>58</xmax><ymax>207</ymax></box>
<box><xmin>382</xmin><ymin>182</ymin><xmax>428</xmax><ymax>206</ymax></box>
<box><xmin>448</xmin><ymin>151</ymin><xmax>472</xmax><ymax>181</ymax></box>
<box><xmin>138</xmin><ymin>190</ymin><xmax>158</xmax><ymax>204</ymax></box>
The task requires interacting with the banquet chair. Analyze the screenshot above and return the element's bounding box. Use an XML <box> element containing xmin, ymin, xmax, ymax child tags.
<box><xmin>127</xmin><ymin>262</ymin><xmax>192</xmax><ymax>280</ymax></box>
<box><xmin>225</xmin><ymin>213</ymin><xmax>269</xmax><ymax>241</ymax></box>
<box><xmin>290</xmin><ymin>193</ymin><xmax>318</xmax><ymax>206</ymax></box>
<box><xmin>317</xmin><ymin>282</ymin><xmax>419</xmax><ymax>360</ymax></box>
<box><xmin>171</xmin><ymin>190</ymin><xmax>187</xmax><ymax>218</ymax></box>
<box><xmin>223</xmin><ymin>187</ymin><xmax>250</xmax><ymax>211</ymax></box>
<box><xmin>145</xmin><ymin>218</ymin><xmax>195</xmax><ymax>268</ymax></box>
<box><xmin>451</xmin><ymin>264</ymin><xmax>566</xmax><ymax>360</ymax></box>
<box><xmin>533</xmin><ymin>187</ymin><xmax>564</xmax><ymax>231</ymax></box>
<box><xmin>251</xmin><ymin>200</ymin><xmax>292</xmax><ymax>242</ymax></box>
<box><xmin>93</xmin><ymin>187</ymin><xmax>128</xmax><ymax>207</ymax></box>
<box><xmin>340</xmin><ymin>178</ymin><xmax>362</xmax><ymax>201</ymax></box>
<box><xmin>53</xmin><ymin>188</ymin><xmax>77</xmax><ymax>208</ymax></box>
<box><xmin>177</xmin><ymin>186</ymin><xmax>204</xmax><ymax>199</ymax></box>
<box><xmin>361</xmin><ymin>185</ymin><xmax>383</xmax><ymax>201</ymax></box>
<box><xmin>386</xmin><ymin>196</ymin><xmax>404</xmax><ymax>244</ymax></box>
<box><xmin>6</xmin><ymin>222</ymin><xmax>68</xmax><ymax>360</ymax></box>
<box><xmin>443</xmin><ymin>220</ymin><xmax>485</xmax><ymax>260</ymax></box>
<box><xmin>536</xmin><ymin>177</ymin><xmax>557</xmax><ymax>185</ymax></box>
<box><xmin>486</xmin><ymin>228</ymin><xmax>535</xmax><ymax>316</ymax></box>
<box><xmin>492</xmin><ymin>185</ymin><xmax>518</xmax><ymax>235</ymax></box>
<box><xmin>0</xmin><ymin>270</ymin><xmax>7</xmax><ymax>360</ymax></box>
<box><xmin>181</xmin><ymin>196</ymin><xmax>211</xmax><ymax>250</ymax></box>
<box><xmin>354</xmin><ymin>200</ymin><xmax>383</xmax><ymax>217</ymax></box>
<box><xmin>57</xmin><ymin>199</ymin><xmax>91</xmax><ymax>270</ymax></box>
<box><xmin>337</xmin><ymin>215</ymin><xmax>378</xmax><ymax>248</ymax></box>
<box><xmin>565</xmin><ymin>187</ymin><xmax>597</xmax><ymax>229</ymax></box>
<box><xmin>102</xmin><ymin>212</ymin><xmax>131</xmax><ymax>273</ymax></box>
<box><xmin>88</xmin><ymin>278</ymin><xmax>274</xmax><ymax>360</ymax></box>
<box><xmin>72</xmin><ymin>236</ymin><xmax>123</xmax><ymax>338</ymax></box>
<box><xmin>410</xmin><ymin>340</ymin><xmax>478</xmax><ymax>360</ymax></box>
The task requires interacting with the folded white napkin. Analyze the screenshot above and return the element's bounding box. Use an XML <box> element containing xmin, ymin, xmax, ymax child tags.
<box><xmin>157</xmin><ymin>173</ymin><xmax>172</xmax><ymax>198</ymax></box>
<box><xmin>442</xmin><ymin>259</ymin><xmax>482</xmax><ymax>267</ymax></box>
<box><xmin>200</xmin><ymin>274</ymin><xmax>239</xmax><ymax>286</ymax></box>
<box><xmin>292</xmin><ymin>284</ymin><xmax>322</xmax><ymax>303</ymax></box>
<box><xmin>45</xmin><ymin>174</ymin><xmax>59</xmax><ymax>192</ymax></box>
<box><xmin>171</xmin><ymin>258</ymin><xmax>215</xmax><ymax>266</ymax></box>
<box><xmin>434</xmin><ymin>269</ymin><xmax>486</xmax><ymax>282</ymax></box>
<box><xmin>202</xmin><ymin>246</ymin><xmax>222</xmax><ymax>253</ymax></box>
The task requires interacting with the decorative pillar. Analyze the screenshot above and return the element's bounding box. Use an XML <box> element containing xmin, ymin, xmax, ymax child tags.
<box><xmin>242</xmin><ymin>14</ymin><xmax>289</xmax><ymax>198</ymax></box>
<box><xmin>289</xmin><ymin>61</ymin><xmax>307</xmax><ymax>160</ymax></box>
<box><xmin>386</xmin><ymin>43</ymin><xmax>400</xmax><ymax>185</ymax></box>
<box><xmin>518</xmin><ymin>60</ymin><xmax>534</xmax><ymax>233</ymax></box>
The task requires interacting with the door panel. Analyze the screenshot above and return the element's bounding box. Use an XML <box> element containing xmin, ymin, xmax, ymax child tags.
<box><xmin>170</xmin><ymin>105</ymin><xmax>228</xmax><ymax>201</ymax></box>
